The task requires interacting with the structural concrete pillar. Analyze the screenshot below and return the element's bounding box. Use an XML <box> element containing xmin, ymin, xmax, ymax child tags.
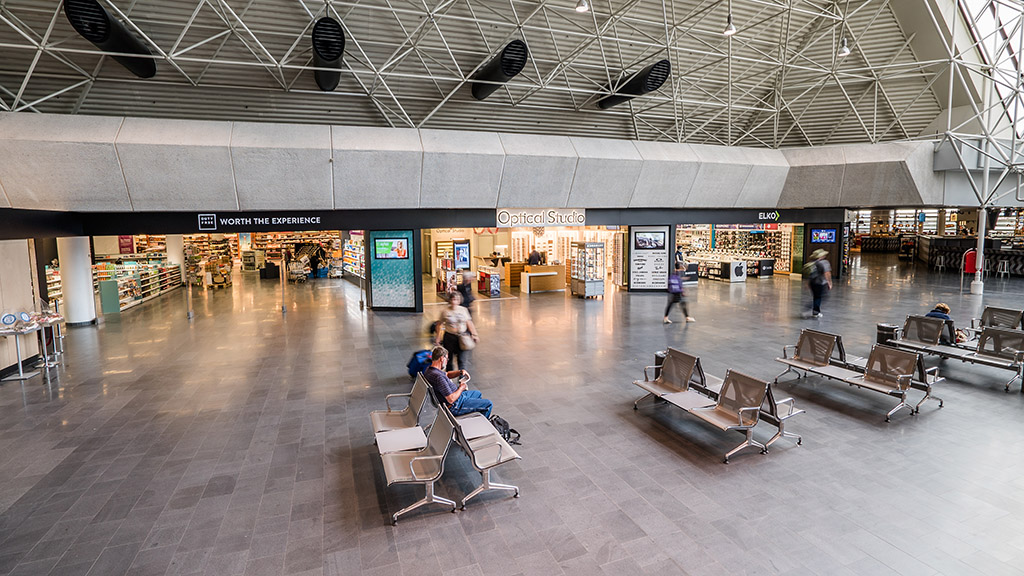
<box><xmin>56</xmin><ymin>236</ymin><xmax>97</xmax><ymax>326</ymax></box>
<box><xmin>165</xmin><ymin>234</ymin><xmax>184</xmax><ymax>266</ymax></box>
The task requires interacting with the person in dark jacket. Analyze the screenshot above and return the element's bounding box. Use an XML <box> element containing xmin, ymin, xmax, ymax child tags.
<box><xmin>527</xmin><ymin>249</ymin><xmax>542</xmax><ymax>265</ymax></box>
<box><xmin>925</xmin><ymin>303</ymin><xmax>954</xmax><ymax>344</ymax></box>
<box><xmin>455</xmin><ymin>271</ymin><xmax>476</xmax><ymax>316</ymax></box>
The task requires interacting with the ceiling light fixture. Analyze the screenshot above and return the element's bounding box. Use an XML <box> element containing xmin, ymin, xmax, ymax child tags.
<box><xmin>575</xmin><ymin>0</ymin><xmax>589</xmax><ymax>12</ymax></box>
<box><xmin>723</xmin><ymin>13</ymin><xmax>737</xmax><ymax>36</ymax></box>
<box><xmin>837</xmin><ymin>36</ymin><xmax>851</xmax><ymax>57</ymax></box>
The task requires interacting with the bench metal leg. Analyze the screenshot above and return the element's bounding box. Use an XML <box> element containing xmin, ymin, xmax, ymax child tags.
<box><xmin>391</xmin><ymin>483</ymin><xmax>456</xmax><ymax>524</ymax></box>
<box><xmin>914</xmin><ymin>386</ymin><xmax>943</xmax><ymax>413</ymax></box>
<box><xmin>1006</xmin><ymin>367</ymin><xmax>1022</xmax><ymax>393</ymax></box>
<box><xmin>633</xmin><ymin>392</ymin><xmax>655</xmax><ymax>410</ymax></box>
<box><xmin>765</xmin><ymin>418</ymin><xmax>802</xmax><ymax>449</ymax></box>
<box><xmin>885</xmin><ymin>399</ymin><xmax>914</xmax><ymax>422</ymax></box>
<box><xmin>460</xmin><ymin>469</ymin><xmax>519</xmax><ymax>510</ymax></box>
<box><xmin>723</xmin><ymin>429</ymin><xmax>766</xmax><ymax>463</ymax></box>
<box><xmin>773</xmin><ymin>366</ymin><xmax>801</xmax><ymax>384</ymax></box>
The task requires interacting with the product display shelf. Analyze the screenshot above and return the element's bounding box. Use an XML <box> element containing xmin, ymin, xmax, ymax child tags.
<box><xmin>135</xmin><ymin>234</ymin><xmax>167</xmax><ymax>254</ymax></box>
<box><xmin>45</xmin><ymin>267</ymin><xmax>62</xmax><ymax>303</ymax></box>
<box><xmin>120</xmin><ymin>267</ymin><xmax>183</xmax><ymax>311</ymax></box>
<box><xmin>184</xmin><ymin>235</ymin><xmax>212</xmax><ymax>258</ymax></box>
<box><xmin>343</xmin><ymin>240</ymin><xmax>365</xmax><ymax>278</ymax></box>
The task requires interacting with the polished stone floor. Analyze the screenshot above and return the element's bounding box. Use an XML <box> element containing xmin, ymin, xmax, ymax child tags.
<box><xmin>2</xmin><ymin>254</ymin><xmax>1024</xmax><ymax>576</ymax></box>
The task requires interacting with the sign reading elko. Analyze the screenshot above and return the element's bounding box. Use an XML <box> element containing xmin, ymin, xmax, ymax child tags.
<box><xmin>496</xmin><ymin>208</ymin><xmax>586</xmax><ymax>227</ymax></box>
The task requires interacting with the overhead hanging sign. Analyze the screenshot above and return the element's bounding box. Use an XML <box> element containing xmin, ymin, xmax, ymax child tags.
<box><xmin>496</xmin><ymin>208</ymin><xmax>586</xmax><ymax>228</ymax></box>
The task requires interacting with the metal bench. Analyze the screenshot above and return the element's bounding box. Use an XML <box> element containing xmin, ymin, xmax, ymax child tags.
<box><xmin>688</xmin><ymin>370</ymin><xmax>771</xmax><ymax>463</ymax></box>
<box><xmin>776</xmin><ymin>330</ymin><xmax>938</xmax><ymax>421</ymax></box>
<box><xmin>641</xmin><ymin>349</ymin><xmax>801</xmax><ymax>451</ymax></box>
<box><xmin>891</xmin><ymin>317</ymin><xmax>1024</xmax><ymax>391</ymax></box>
<box><xmin>434</xmin><ymin>393</ymin><xmax>521</xmax><ymax>510</ymax></box>
<box><xmin>382</xmin><ymin>410</ymin><xmax>456</xmax><ymax>524</ymax></box>
<box><xmin>806</xmin><ymin>329</ymin><xmax>944</xmax><ymax>413</ymax></box>
<box><xmin>972</xmin><ymin>306</ymin><xmax>1024</xmax><ymax>331</ymax></box>
<box><xmin>370</xmin><ymin>376</ymin><xmax>430</xmax><ymax>432</ymax></box>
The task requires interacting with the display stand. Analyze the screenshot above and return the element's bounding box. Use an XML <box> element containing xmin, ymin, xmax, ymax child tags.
<box><xmin>0</xmin><ymin>314</ymin><xmax>40</xmax><ymax>382</ymax></box>
<box><xmin>570</xmin><ymin>242</ymin><xmax>605</xmax><ymax>298</ymax></box>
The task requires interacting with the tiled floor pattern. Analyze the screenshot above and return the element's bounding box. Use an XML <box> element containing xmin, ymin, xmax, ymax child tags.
<box><xmin>2</xmin><ymin>255</ymin><xmax>1024</xmax><ymax>576</ymax></box>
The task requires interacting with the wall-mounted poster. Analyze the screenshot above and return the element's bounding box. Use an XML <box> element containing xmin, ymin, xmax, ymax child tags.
<box><xmin>629</xmin><ymin>225</ymin><xmax>670</xmax><ymax>291</ymax></box>
<box><xmin>374</xmin><ymin>238</ymin><xmax>409</xmax><ymax>259</ymax></box>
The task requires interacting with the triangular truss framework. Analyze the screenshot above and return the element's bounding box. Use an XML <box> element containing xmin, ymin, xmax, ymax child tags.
<box><xmin>0</xmin><ymin>0</ymin><xmax>945</xmax><ymax>147</ymax></box>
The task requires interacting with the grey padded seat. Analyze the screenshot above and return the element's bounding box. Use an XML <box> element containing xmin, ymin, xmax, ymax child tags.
<box><xmin>382</xmin><ymin>411</ymin><xmax>456</xmax><ymax>524</ymax></box>
<box><xmin>370</xmin><ymin>376</ymin><xmax>429</xmax><ymax>432</ymax></box>
<box><xmin>442</xmin><ymin>405</ymin><xmax>521</xmax><ymax>509</ymax></box>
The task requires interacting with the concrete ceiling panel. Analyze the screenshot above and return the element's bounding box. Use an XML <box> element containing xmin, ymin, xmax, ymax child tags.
<box><xmin>734</xmin><ymin>148</ymin><xmax>789</xmax><ymax>208</ymax></box>
<box><xmin>629</xmin><ymin>141</ymin><xmax>699</xmax><ymax>208</ymax></box>
<box><xmin>496</xmin><ymin>133</ymin><xmax>577</xmax><ymax>208</ymax></box>
<box><xmin>0</xmin><ymin>175</ymin><xmax>10</xmax><ymax>208</ymax></box>
<box><xmin>685</xmin><ymin>144</ymin><xmax>751</xmax><ymax>207</ymax></box>
<box><xmin>231</xmin><ymin>122</ymin><xmax>333</xmax><ymax>210</ymax></box>
<box><xmin>839</xmin><ymin>143</ymin><xmax>922</xmax><ymax>207</ymax></box>
<box><xmin>116</xmin><ymin>117</ymin><xmax>237</xmax><ymax>211</ymax></box>
<box><xmin>566</xmin><ymin>137</ymin><xmax>642</xmax><ymax>207</ymax></box>
<box><xmin>332</xmin><ymin>127</ymin><xmax>422</xmax><ymax>210</ymax></box>
<box><xmin>905</xmin><ymin>141</ymin><xmax>944</xmax><ymax>205</ymax></box>
<box><xmin>0</xmin><ymin>113</ymin><xmax>131</xmax><ymax>211</ymax></box>
<box><xmin>778</xmin><ymin>146</ymin><xmax>846</xmax><ymax>208</ymax></box>
<box><xmin>420</xmin><ymin>129</ymin><xmax>504</xmax><ymax>208</ymax></box>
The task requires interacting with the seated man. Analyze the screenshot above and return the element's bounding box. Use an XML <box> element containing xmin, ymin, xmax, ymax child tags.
<box><xmin>422</xmin><ymin>346</ymin><xmax>493</xmax><ymax>418</ymax></box>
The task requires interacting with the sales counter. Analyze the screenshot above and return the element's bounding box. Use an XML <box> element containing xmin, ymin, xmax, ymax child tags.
<box><xmin>522</xmin><ymin>265</ymin><xmax>566</xmax><ymax>293</ymax></box>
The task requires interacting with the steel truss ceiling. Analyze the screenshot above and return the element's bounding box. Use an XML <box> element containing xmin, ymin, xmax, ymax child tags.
<box><xmin>0</xmin><ymin>0</ymin><xmax>945</xmax><ymax>147</ymax></box>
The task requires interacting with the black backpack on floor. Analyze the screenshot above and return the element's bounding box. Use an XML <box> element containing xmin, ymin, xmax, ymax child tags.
<box><xmin>489</xmin><ymin>414</ymin><xmax>521</xmax><ymax>445</ymax></box>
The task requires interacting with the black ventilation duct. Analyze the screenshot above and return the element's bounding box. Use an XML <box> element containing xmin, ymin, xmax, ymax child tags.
<box><xmin>597</xmin><ymin>59</ymin><xmax>671</xmax><ymax>109</ymax></box>
<box><xmin>64</xmin><ymin>0</ymin><xmax>156</xmax><ymax>78</ymax></box>
<box><xmin>311</xmin><ymin>17</ymin><xmax>345</xmax><ymax>92</ymax></box>
<box><xmin>470</xmin><ymin>40</ymin><xmax>529</xmax><ymax>100</ymax></box>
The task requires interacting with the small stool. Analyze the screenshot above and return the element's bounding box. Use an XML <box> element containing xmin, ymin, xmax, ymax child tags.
<box><xmin>997</xmin><ymin>260</ymin><xmax>1010</xmax><ymax>278</ymax></box>
<box><xmin>934</xmin><ymin>255</ymin><xmax>946</xmax><ymax>272</ymax></box>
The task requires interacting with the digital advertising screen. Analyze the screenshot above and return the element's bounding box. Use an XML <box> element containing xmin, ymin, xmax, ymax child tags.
<box><xmin>810</xmin><ymin>229</ymin><xmax>836</xmax><ymax>243</ymax></box>
<box><xmin>374</xmin><ymin>238</ymin><xmax>409</xmax><ymax>259</ymax></box>
<box><xmin>453</xmin><ymin>242</ymin><xmax>471</xmax><ymax>269</ymax></box>
<box><xmin>634</xmin><ymin>231</ymin><xmax>666</xmax><ymax>251</ymax></box>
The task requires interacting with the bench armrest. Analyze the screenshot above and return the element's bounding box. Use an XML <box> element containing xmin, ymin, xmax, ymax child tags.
<box><xmin>469</xmin><ymin>437</ymin><xmax>504</xmax><ymax>466</ymax></box>
<box><xmin>643</xmin><ymin>365</ymin><xmax>659</xmax><ymax>382</ymax></box>
<box><xmin>774</xmin><ymin>396</ymin><xmax>797</xmax><ymax>417</ymax></box>
<box><xmin>384</xmin><ymin>393</ymin><xmax>411</xmax><ymax>412</ymax></box>
<box><xmin>737</xmin><ymin>406</ymin><xmax>761</xmax><ymax>426</ymax></box>
<box><xmin>781</xmin><ymin>344</ymin><xmax>796</xmax><ymax>359</ymax></box>
<box><xmin>408</xmin><ymin>454</ymin><xmax>444</xmax><ymax>481</ymax></box>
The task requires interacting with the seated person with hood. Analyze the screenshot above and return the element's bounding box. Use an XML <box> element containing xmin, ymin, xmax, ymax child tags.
<box><xmin>925</xmin><ymin>303</ymin><xmax>954</xmax><ymax>344</ymax></box>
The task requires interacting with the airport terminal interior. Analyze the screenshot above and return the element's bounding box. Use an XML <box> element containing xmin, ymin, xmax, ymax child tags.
<box><xmin>2</xmin><ymin>0</ymin><xmax>1024</xmax><ymax>575</ymax></box>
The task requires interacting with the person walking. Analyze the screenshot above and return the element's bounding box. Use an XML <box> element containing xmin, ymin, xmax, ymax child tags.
<box><xmin>455</xmin><ymin>271</ymin><xmax>476</xmax><ymax>316</ymax></box>
<box><xmin>803</xmin><ymin>249</ymin><xmax>832</xmax><ymax>318</ymax></box>
<box><xmin>663</xmin><ymin>263</ymin><xmax>695</xmax><ymax>324</ymax></box>
<box><xmin>434</xmin><ymin>292</ymin><xmax>478</xmax><ymax>371</ymax></box>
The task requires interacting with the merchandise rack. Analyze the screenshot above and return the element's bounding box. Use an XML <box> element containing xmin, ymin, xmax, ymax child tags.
<box><xmin>570</xmin><ymin>242</ymin><xmax>605</xmax><ymax>298</ymax></box>
<box><xmin>343</xmin><ymin>237</ymin><xmax>365</xmax><ymax>278</ymax></box>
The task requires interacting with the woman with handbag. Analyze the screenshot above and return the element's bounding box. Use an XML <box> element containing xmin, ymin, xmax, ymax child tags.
<box><xmin>434</xmin><ymin>292</ymin><xmax>478</xmax><ymax>371</ymax></box>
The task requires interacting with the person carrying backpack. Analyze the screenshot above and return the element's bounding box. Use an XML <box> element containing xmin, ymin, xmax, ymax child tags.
<box><xmin>664</xmin><ymin>262</ymin><xmax>695</xmax><ymax>324</ymax></box>
<box><xmin>802</xmin><ymin>249</ymin><xmax>833</xmax><ymax>318</ymax></box>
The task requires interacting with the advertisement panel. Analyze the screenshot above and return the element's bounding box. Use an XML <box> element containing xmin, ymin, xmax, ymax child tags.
<box><xmin>629</xmin><ymin>225</ymin><xmax>670</xmax><ymax>291</ymax></box>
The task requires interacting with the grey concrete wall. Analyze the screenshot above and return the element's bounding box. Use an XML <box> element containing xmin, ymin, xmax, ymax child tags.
<box><xmin>0</xmin><ymin>112</ymin><xmax>960</xmax><ymax>212</ymax></box>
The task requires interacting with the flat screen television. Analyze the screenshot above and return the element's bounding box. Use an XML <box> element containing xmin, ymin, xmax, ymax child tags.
<box><xmin>634</xmin><ymin>231</ymin><xmax>666</xmax><ymax>250</ymax></box>
<box><xmin>810</xmin><ymin>229</ymin><xmax>836</xmax><ymax>243</ymax></box>
<box><xmin>374</xmin><ymin>238</ymin><xmax>409</xmax><ymax>259</ymax></box>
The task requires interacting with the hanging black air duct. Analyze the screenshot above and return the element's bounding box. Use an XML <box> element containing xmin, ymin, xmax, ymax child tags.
<box><xmin>311</xmin><ymin>17</ymin><xmax>345</xmax><ymax>92</ymax></box>
<box><xmin>64</xmin><ymin>0</ymin><xmax>156</xmax><ymax>78</ymax></box>
<box><xmin>470</xmin><ymin>40</ymin><xmax>529</xmax><ymax>100</ymax></box>
<box><xmin>597</xmin><ymin>59</ymin><xmax>671</xmax><ymax>109</ymax></box>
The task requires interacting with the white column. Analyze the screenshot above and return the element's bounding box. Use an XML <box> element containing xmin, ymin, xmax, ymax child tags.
<box><xmin>165</xmin><ymin>234</ymin><xmax>184</xmax><ymax>265</ymax></box>
<box><xmin>56</xmin><ymin>236</ymin><xmax>97</xmax><ymax>325</ymax></box>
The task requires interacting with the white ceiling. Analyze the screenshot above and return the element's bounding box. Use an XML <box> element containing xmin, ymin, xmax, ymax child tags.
<box><xmin>0</xmin><ymin>0</ymin><xmax>951</xmax><ymax>147</ymax></box>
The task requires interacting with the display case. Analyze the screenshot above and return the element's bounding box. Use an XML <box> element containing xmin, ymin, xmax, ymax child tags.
<box><xmin>570</xmin><ymin>242</ymin><xmax>605</xmax><ymax>298</ymax></box>
<box><xmin>98</xmin><ymin>264</ymin><xmax>183</xmax><ymax>312</ymax></box>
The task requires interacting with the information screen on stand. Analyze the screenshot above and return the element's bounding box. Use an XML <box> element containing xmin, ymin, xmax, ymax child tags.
<box><xmin>629</xmin><ymin>225</ymin><xmax>671</xmax><ymax>290</ymax></box>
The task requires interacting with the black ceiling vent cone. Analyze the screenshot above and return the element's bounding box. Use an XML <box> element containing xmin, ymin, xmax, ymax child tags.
<box><xmin>597</xmin><ymin>58</ymin><xmax>671</xmax><ymax>109</ymax></box>
<box><xmin>471</xmin><ymin>39</ymin><xmax>529</xmax><ymax>100</ymax></box>
<box><xmin>311</xmin><ymin>17</ymin><xmax>345</xmax><ymax>92</ymax></box>
<box><xmin>64</xmin><ymin>0</ymin><xmax>156</xmax><ymax>78</ymax></box>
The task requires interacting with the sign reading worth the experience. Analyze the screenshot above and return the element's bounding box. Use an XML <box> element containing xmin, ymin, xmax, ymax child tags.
<box><xmin>496</xmin><ymin>208</ymin><xmax>586</xmax><ymax>227</ymax></box>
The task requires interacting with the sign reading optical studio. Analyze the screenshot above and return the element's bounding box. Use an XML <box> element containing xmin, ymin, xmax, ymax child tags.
<box><xmin>496</xmin><ymin>208</ymin><xmax>586</xmax><ymax>228</ymax></box>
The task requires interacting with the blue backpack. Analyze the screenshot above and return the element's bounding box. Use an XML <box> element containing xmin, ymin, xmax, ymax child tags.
<box><xmin>407</xmin><ymin>350</ymin><xmax>432</xmax><ymax>378</ymax></box>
